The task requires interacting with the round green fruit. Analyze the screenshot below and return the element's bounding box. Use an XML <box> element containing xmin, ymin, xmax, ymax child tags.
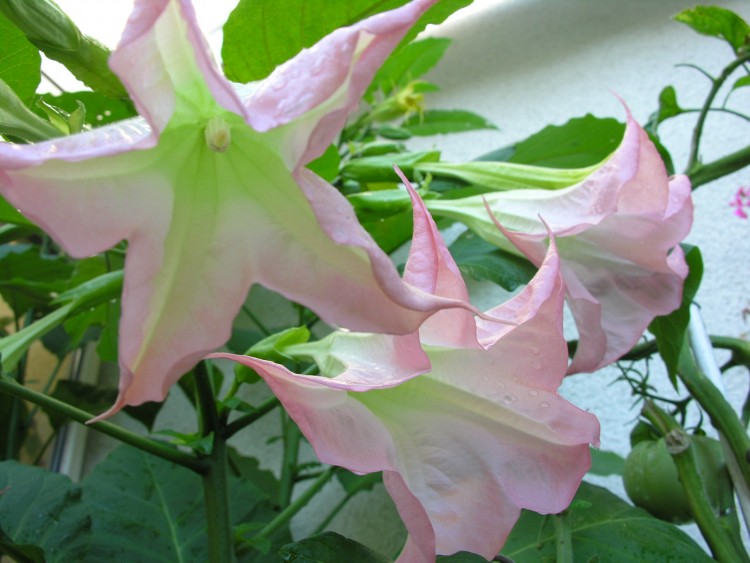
<box><xmin>622</xmin><ymin>435</ymin><xmax>729</xmax><ymax>524</ymax></box>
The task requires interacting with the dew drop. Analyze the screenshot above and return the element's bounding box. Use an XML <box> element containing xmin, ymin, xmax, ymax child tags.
<box><xmin>503</xmin><ymin>394</ymin><xmax>517</xmax><ymax>404</ymax></box>
<box><xmin>528</xmin><ymin>389</ymin><xmax>539</xmax><ymax>397</ymax></box>
<box><xmin>533</xmin><ymin>360</ymin><xmax>542</xmax><ymax>370</ymax></box>
<box><xmin>539</xmin><ymin>401</ymin><xmax>550</xmax><ymax>408</ymax></box>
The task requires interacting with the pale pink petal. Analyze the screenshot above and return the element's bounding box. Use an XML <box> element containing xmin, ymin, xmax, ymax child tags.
<box><xmin>244</xmin><ymin>0</ymin><xmax>437</xmax><ymax>167</ymax></box>
<box><xmin>427</xmin><ymin>113</ymin><xmax>693</xmax><ymax>373</ymax></box>
<box><xmin>397</xmin><ymin>169</ymin><xmax>478</xmax><ymax>349</ymax></box>
<box><xmin>2</xmin><ymin>0</ymin><xmax>467</xmax><ymax>418</ymax></box>
<box><xmin>211</xmin><ymin>240</ymin><xmax>599</xmax><ymax>561</ymax></box>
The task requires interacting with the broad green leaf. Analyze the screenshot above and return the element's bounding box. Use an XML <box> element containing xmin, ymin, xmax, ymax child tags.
<box><xmin>0</xmin><ymin>460</ymin><xmax>91</xmax><ymax>562</ymax></box>
<box><xmin>38</xmin><ymin>91</ymin><xmax>136</xmax><ymax>129</ymax></box>
<box><xmin>648</xmin><ymin>244</ymin><xmax>703</xmax><ymax>385</ymax></box>
<box><xmin>448</xmin><ymin>230</ymin><xmax>536</xmax><ymax>291</ymax></box>
<box><xmin>368</xmin><ymin>37</ymin><xmax>451</xmax><ymax>97</ymax></box>
<box><xmin>80</xmin><ymin>444</ymin><xmax>286</xmax><ymax>562</ymax></box>
<box><xmin>402</xmin><ymin>109</ymin><xmax>496</xmax><ymax>136</ymax></box>
<box><xmin>223</xmin><ymin>0</ymin><xmax>472</xmax><ymax>83</ymax></box>
<box><xmin>360</xmin><ymin>208</ymin><xmax>413</xmax><ymax>254</ymax></box>
<box><xmin>0</xmin><ymin>197</ymin><xmax>34</xmax><ymax>227</ymax></box>
<box><xmin>307</xmin><ymin>144</ymin><xmax>341</xmax><ymax>183</ymax></box>
<box><xmin>0</xmin><ymin>244</ymin><xmax>74</xmax><ymax>316</ymax></box>
<box><xmin>674</xmin><ymin>6</ymin><xmax>750</xmax><ymax>54</ymax></box>
<box><xmin>0</xmin><ymin>10</ymin><xmax>40</xmax><ymax>106</ymax></box>
<box><xmin>589</xmin><ymin>448</ymin><xmax>626</xmax><ymax>476</ymax></box>
<box><xmin>499</xmin><ymin>482</ymin><xmax>713</xmax><ymax>562</ymax></box>
<box><xmin>508</xmin><ymin>114</ymin><xmax>625</xmax><ymax>169</ymax></box>
<box><xmin>279</xmin><ymin>531</ymin><xmax>391</xmax><ymax>563</ymax></box>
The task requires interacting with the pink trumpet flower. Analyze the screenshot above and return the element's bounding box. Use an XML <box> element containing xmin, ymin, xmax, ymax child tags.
<box><xmin>426</xmin><ymin>113</ymin><xmax>693</xmax><ymax>373</ymax></box>
<box><xmin>212</xmin><ymin>178</ymin><xmax>600</xmax><ymax>562</ymax></box>
<box><xmin>0</xmin><ymin>0</ymin><xmax>482</xmax><ymax>418</ymax></box>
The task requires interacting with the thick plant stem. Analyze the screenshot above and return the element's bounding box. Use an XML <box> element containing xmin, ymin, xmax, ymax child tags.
<box><xmin>688</xmin><ymin>143</ymin><xmax>750</xmax><ymax>189</ymax></box>
<box><xmin>643</xmin><ymin>401</ymin><xmax>749</xmax><ymax>563</ymax></box>
<box><xmin>194</xmin><ymin>362</ymin><xmax>235</xmax><ymax>563</ymax></box>
<box><xmin>554</xmin><ymin>511</ymin><xmax>573</xmax><ymax>563</ymax></box>
<box><xmin>0</xmin><ymin>376</ymin><xmax>206</xmax><ymax>472</ymax></box>
<box><xmin>278</xmin><ymin>411</ymin><xmax>301</xmax><ymax>508</ymax></box>
<box><xmin>686</xmin><ymin>52</ymin><xmax>750</xmax><ymax>173</ymax></box>
<box><xmin>241</xmin><ymin>466</ymin><xmax>337</xmax><ymax>553</ymax></box>
<box><xmin>677</xmin><ymin>345</ymin><xmax>750</xmax><ymax>495</ymax></box>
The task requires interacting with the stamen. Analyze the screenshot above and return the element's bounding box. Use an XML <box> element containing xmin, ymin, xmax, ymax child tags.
<box><xmin>204</xmin><ymin>116</ymin><xmax>231</xmax><ymax>153</ymax></box>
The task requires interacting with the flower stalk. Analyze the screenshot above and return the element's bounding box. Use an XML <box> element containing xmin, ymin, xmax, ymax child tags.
<box><xmin>642</xmin><ymin>401</ymin><xmax>749</xmax><ymax>563</ymax></box>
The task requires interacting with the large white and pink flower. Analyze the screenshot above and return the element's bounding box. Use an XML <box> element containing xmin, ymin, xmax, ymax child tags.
<box><xmin>212</xmin><ymin>179</ymin><xmax>600</xmax><ymax>562</ymax></box>
<box><xmin>426</xmin><ymin>113</ymin><xmax>693</xmax><ymax>373</ymax></box>
<box><xmin>0</xmin><ymin>0</ymin><xmax>483</xmax><ymax>417</ymax></box>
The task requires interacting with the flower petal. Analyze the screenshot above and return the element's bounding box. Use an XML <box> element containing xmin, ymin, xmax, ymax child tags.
<box><xmin>427</xmin><ymin>112</ymin><xmax>692</xmax><ymax>372</ymax></box>
<box><xmin>211</xmin><ymin>238</ymin><xmax>599</xmax><ymax>561</ymax></box>
<box><xmin>243</xmin><ymin>0</ymin><xmax>437</xmax><ymax>168</ymax></box>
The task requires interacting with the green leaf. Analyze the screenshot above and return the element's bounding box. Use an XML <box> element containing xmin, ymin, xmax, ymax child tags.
<box><xmin>508</xmin><ymin>114</ymin><xmax>625</xmax><ymax>169</ymax></box>
<box><xmin>674</xmin><ymin>6</ymin><xmax>750</xmax><ymax>54</ymax></box>
<box><xmin>360</xmin><ymin>208</ymin><xmax>413</xmax><ymax>254</ymax></box>
<box><xmin>449</xmin><ymin>230</ymin><xmax>536</xmax><ymax>291</ymax></box>
<box><xmin>436</xmin><ymin>552</ymin><xmax>488</xmax><ymax>562</ymax></box>
<box><xmin>0</xmin><ymin>244</ymin><xmax>74</xmax><ymax>316</ymax></box>
<box><xmin>500</xmin><ymin>482</ymin><xmax>713</xmax><ymax>562</ymax></box>
<box><xmin>648</xmin><ymin>244</ymin><xmax>703</xmax><ymax>385</ymax></box>
<box><xmin>589</xmin><ymin>448</ymin><xmax>626</xmax><ymax>476</ymax></box>
<box><xmin>80</xmin><ymin>444</ymin><xmax>286</xmax><ymax>561</ymax></box>
<box><xmin>0</xmin><ymin>77</ymin><xmax>59</xmax><ymax>142</ymax></box>
<box><xmin>732</xmin><ymin>75</ymin><xmax>750</xmax><ymax>91</ymax></box>
<box><xmin>336</xmin><ymin>470</ymin><xmax>382</xmax><ymax>495</ymax></box>
<box><xmin>223</xmin><ymin>0</ymin><xmax>472</xmax><ymax>83</ymax></box>
<box><xmin>280</xmin><ymin>531</ymin><xmax>391</xmax><ymax>563</ymax></box>
<box><xmin>0</xmin><ymin>10</ymin><xmax>40</xmax><ymax>106</ymax></box>
<box><xmin>0</xmin><ymin>197</ymin><xmax>34</xmax><ymax>227</ymax></box>
<box><xmin>38</xmin><ymin>91</ymin><xmax>137</xmax><ymax>129</ymax></box>
<box><xmin>649</xmin><ymin>86</ymin><xmax>685</xmax><ymax>129</ymax></box>
<box><xmin>369</xmin><ymin>38</ymin><xmax>451</xmax><ymax>97</ymax></box>
<box><xmin>0</xmin><ymin>460</ymin><xmax>91</xmax><ymax>562</ymax></box>
<box><xmin>403</xmin><ymin>109</ymin><xmax>496</xmax><ymax>136</ymax></box>
<box><xmin>307</xmin><ymin>144</ymin><xmax>341</xmax><ymax>183</ymax></box>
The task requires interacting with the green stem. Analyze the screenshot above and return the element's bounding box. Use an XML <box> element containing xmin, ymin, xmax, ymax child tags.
<box><xmin>194</xmin><ymin>362</ymin><xmax>235</xmax><ymax>563</ymax></box>
<box><xmin>240</xmin><ymin>466</ymin><xmax>337</xmax><ymax>553</ymax></box>
<box><xmin>688</xmin><ymin>143</ymin><xmax>750</xmax><ymax>189</ymax></box>
<box><xmin>223</xmin><ymin>397</ymin><xmax>279</xmax><ymax>438</ymax></box>
<box><xmin>686</xmin><ymin>52</ymin><xmax>750</xmax><ymax>172</ymax></box>
<box><xmin>677</xmin><ymin>346</ymin><xmax>750</xmax><ymax>493</ymax></box>
<box><xmin>278</xmin><ymin>411</ymin><xmax>301</xmax><ymax>508</ymax></box>
<box><xmin>0</xmin><ymin>377</ymin><xmax>206</xmax><ymax>472</ymax></box>
<box><xmin>643</xmin><ymin>401</ymin><xmax>749</xmax><ymax>563</ymax></box>
<box><xmin>554</xmin><ymin>511</ymin><xmax>573</xmax><ymax>563</ymax></box>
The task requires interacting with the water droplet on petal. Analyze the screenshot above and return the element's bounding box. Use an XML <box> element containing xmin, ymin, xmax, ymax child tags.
<box><xmin>533</xmin><ymin>360</ymin><xmax>542</xmax><ymax>370</ymax></box>
<box><xmin>528</xmin><ymin>389</ymin><xmax>539</xmax><ymax>397</ymax></box>
<box><xmin>503</xmin><ymin>394</ymin><xmax>517</xmax><ymax>405</ymax></box>
<box><xmin>540</xmin><ymin>401</ymin><xmax>550</xmax><ymax>408</ymax></box>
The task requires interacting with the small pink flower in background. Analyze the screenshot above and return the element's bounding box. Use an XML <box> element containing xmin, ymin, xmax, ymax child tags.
<box><xmin>212</xmin><ymin>180</ymin><xmax>600</xmax><ymax>562</ymax></box>
<box><xmin>0</xmin><ymin>0</ymin><xmax>483</xmax><ymax>419</ymax></box>
<box><xmin>426</xmin><ymin>112</ymin><xmax>694</xmax><ymax>374</ymax></box>
<box><xmin>730</xmin><ymin>186</ymin><xmax>749</xmax><ymax>219</ymax></box>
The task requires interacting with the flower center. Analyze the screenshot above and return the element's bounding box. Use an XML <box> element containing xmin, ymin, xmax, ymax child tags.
<box><xmin>204</xmin><ymin>116</ymin><xmax>231</xmax><ymax>152</ymax></box>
